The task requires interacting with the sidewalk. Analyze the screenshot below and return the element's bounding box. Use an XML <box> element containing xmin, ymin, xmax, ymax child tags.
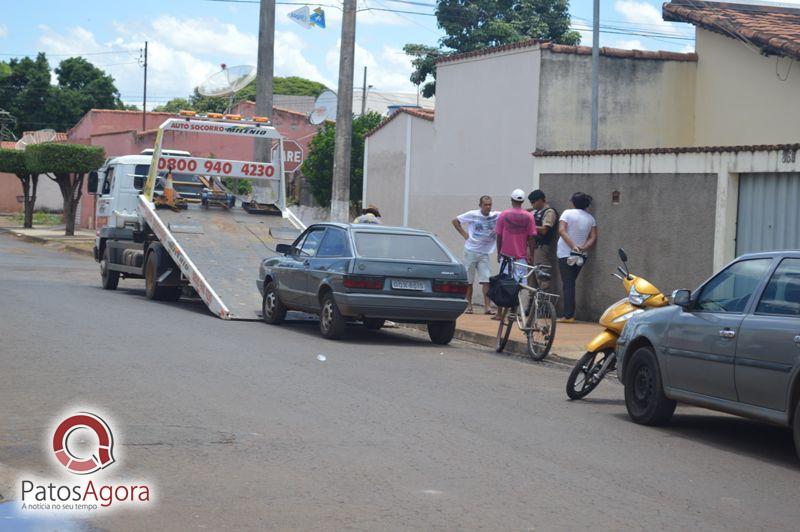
<box><xmin>452</xmin><ymin>310</ymin><xmax>602</xmax><ymax>364</ymax></box>
<box><xmin>0</xmin><ymin>215</ymin><xmax>94</xmax><ymax>257</ymax></box>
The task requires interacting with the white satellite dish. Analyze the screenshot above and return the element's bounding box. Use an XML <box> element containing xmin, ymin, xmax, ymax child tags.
<box><xmin>197</xmin><ymin>64</ymin><xmax>257</xmax><ymax>113</ymax></box>
<box><xmin>309</xmin><ymin>90</ymin><xmax>337</xmax><ymax>125</ymax></box>
<box><xmin>15</xmin><ymin>129</ymin><xmax>56</xmax><ymax>150</ymax></box>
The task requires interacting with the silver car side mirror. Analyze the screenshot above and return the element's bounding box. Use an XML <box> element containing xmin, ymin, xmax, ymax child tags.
<box><xmin>671</xmin><ymin>289</ymin><xmax>692</xmax><ymax>309</ymax></box>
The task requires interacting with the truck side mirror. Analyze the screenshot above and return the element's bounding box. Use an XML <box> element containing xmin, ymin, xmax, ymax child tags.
<box><xmin>133</xmin><ymin>175</ymin><xmax>145</xmax><ymax>190</ymax></box>
<box><xmin>88</xmin><ymin>171</ymin><xmax>99</xmax><ymax>194</ymax></box>
<box><xmin>671</xmin><ymin>289</ymin><xmax>692</xmax><ymax>309</ymax></box>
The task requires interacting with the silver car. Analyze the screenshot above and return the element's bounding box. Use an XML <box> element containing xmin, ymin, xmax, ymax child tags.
<box><xmin>617</xmin><ymin>251</ymin><xmax>800</xmax><ymax>457</ymax></box>
<box><xmin>257</xmin><ymin>223</ymin><xmax>468</xmax><ymax>343</ymax></box>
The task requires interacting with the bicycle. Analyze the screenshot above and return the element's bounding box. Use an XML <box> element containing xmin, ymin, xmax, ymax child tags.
<box><xmin>494</xmin><ymin>260</ymin><xmax>559</xmax><ymax>361</ymax></box>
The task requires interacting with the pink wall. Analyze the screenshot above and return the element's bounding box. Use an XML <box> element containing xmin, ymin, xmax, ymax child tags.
<box><xmin>0</xmin><ymin>173</ymin><xmax>23</xmax><ymax>213</ymax></box>
<box><xmin>69</xmin><ymin>105</ymin><xmax>321</xmax><ymax>228</ymax></box>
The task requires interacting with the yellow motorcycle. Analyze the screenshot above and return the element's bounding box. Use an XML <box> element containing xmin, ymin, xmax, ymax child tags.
<box><xmin>566</xmin><ymin>249</ymin><xmax>669</xmax><ymax>400</ymax></box>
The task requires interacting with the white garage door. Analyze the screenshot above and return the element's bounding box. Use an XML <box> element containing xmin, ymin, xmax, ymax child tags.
<box><xmin>737</xmin><ymin>172</ymin><xmax>800</xmax><ymax>255</ymax></box>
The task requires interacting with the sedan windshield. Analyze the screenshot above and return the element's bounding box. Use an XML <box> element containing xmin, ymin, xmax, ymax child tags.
<box><xmin>354</xmin><ymin>232</ymin><xmax>450</xmax><ymax>262</ymax></box>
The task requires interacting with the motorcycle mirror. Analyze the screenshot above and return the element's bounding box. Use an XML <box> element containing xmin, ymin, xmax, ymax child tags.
<box><xmin>618</xmin><ymin>248</ymin><xmax>628</xmax><ymax>263</ymax></box>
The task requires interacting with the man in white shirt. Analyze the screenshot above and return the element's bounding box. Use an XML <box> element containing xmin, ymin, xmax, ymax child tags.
<box><xmin>557</xmin><ymin>192</ymin><xmax>598</xmax><ymax>322</ymax></box>
<box><xmin>452</xmin><ymin>195</ymin><xmax>500</xmax><ymax>314</ymax></box>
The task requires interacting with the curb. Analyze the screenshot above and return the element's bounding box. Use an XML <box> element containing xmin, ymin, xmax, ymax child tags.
<box><xmin>405</xmin><ymin>323</ymin><xmax>582</xmax><ymax>367</ymax></box>
<box><xmin>0</xmin><ymin>227</ymin><xmax>94</xmax><ymax>258</ymax></box>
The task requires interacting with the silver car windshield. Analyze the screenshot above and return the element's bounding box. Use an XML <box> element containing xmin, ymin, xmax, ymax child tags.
<box><xmin>354</xmin><ymin>232</ymin><xmax>450</xmax><ymax>262</ymax></box>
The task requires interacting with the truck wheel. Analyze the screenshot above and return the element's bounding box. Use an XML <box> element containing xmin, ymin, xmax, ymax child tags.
<box><xmin>145</xmin><ymin>249</ymin><xmax>181</xmax><ymax>301</ymax></box>
<box><xmin>624</xmin><ymin>346</ymin><xmax>676</xmax><ymax>426</ymax></box>
<box><xmin>320</xmin><ymin>292</ymin><xmax>346</xmax><ymax>340</ymax></box>
<box><xmin>262</xmin><ymin>282</ymin><xmax>287</xmax><ymax>324</ymax></box>
<box><xmin>100</xmin><ymin>247</ymin><xmax>119</xmax><ymax>290</ymax></box>
<box><xmin>428</xmin><ymin>321</ymin><xmax>456</xmax><ymax>345</ymax></box>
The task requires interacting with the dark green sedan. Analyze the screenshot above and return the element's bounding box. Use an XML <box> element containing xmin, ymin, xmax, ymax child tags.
<box><xmin>257</xmin><ymin>223</ymin><xmax>469</xmax><ymax>343</ymax></box>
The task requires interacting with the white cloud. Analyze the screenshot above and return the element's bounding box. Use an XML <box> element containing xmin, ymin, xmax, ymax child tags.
<box><xmin>614</xmin><ymin>0</ymin><xmax>686</xmax><ymax>35</ymax></box>
<box><xmin>326</xmin><ymin>40</ymin><xmax>417</xmax><ymax>92</ymax></box>
<box><xmin>612</xmin><ymin>39</ymin><xmax>647</xmax><ymax>50</ymax></box>
<box><xmin>0</xmin><ymin>24</ymin><xmax>8</xmax><ymax>38</ymax></box>
<box><xmin>35</xmin><ymin>18</ymin><xmax>332</xmax><ymax>109</ymax></box>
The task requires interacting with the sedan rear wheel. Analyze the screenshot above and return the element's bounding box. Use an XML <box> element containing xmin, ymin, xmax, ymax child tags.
<box><xmin>363</xmin><ymin>318</ymin><xmax>385</xmax><ymax>331</ymax></box>
<box><xmin>428</xmin><ymin>320</ymin><xmax>456</xmax><ymax>345</ymax></box>
<box><xmin>320</xmin><ymin>292</ymin><xmax>346</xmax><ymax>340</ymax></box>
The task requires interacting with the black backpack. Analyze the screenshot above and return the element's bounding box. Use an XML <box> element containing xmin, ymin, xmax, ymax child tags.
<box><xmin>488</xmin><ymin>258</ymin><xmax>521</xmax><ymax>308</ymax></box>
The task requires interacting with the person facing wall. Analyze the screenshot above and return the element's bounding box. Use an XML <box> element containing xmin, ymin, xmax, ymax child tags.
<box><xmin>557</xmin><ymin>192</ymin><xmax>598</xmax><ymax>322</ymax></box>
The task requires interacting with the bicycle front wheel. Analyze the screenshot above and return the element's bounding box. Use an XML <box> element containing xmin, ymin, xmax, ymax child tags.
<box><xmin>495</xmin><ymin>308</ymin><xmax>514</xmax><ymax>353</ymax></box>
<box><xmin>527</xmin><ymin>299</ymin><xmax>557</xmax><ymax>361</ymax></box>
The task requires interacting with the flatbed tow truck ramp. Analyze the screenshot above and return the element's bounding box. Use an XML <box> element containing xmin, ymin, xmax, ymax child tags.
<box><xmin>95</xmin><ymin>112</ymin><xmax>305</xmax><ymax>320</ymax></box>
<box><xmin>150</xmin><ymin>206</ymin><xmax>300</xmax><ymax>320</ymax></box>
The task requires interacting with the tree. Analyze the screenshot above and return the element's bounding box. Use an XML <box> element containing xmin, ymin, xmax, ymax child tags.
<box><xmin>0</xmin><ymin>148</ymin><xmax>38</xmax><ymax>228</ymax></box>
<box><xmin>403</xmin><ymin>44</ymin><xmax>440</xmax><ymax>99</ymax></box>
<box><xmin>154</xmin><ymin>76</ymin><xmax>329</xmax><ymax>113</ymax></box>
<box><xmin>25</xmin><ymin>143</ymin><xmax>105</xmax><ymax>236</ymax></box>
<box><xmin>301</xmin><ymin>112</ymin><xmax>382</xmax><ymax>208</ymax></box>
<box><xmin>406</xmin><ymin>0</ymin><xmax>581</xmax><ymax>96</ymax></box>
<box><xmin>0</xmin><ymin>54</ymin><xmax>126</xmax><ymax>136</ymax></box>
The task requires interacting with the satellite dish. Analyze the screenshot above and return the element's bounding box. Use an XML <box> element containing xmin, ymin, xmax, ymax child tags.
<box><xmin>309</xmin><ymin>90</ymin><xmax>337</xmax><ymax>125</ymax></box>
<box><xmin>15</xmin><ymin>129</ymin><xmax>56</xmax><ymax>150</ymax></box>
<box><xmin>198</xmin><ymin>64</ymin><xmax>256</xmax><ymax>96</ymax></box>
<box><xmin>197</xmin><ymin>64</ymin><xmax>257</xmax><ymax>113</ymax></box>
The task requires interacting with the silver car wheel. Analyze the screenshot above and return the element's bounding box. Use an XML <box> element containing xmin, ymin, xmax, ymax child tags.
<box><xmin>321</xmin><ymin>300</ymin><xmax>334</xmax><ymax>332</ymax></box>
<box><xmin>265</xmin><ymin>291</ymin><xmax>277</xmax><ymax>318</ymax></box>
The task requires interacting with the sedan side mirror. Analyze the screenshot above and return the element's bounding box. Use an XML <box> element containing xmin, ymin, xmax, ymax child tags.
<box><xmin>275</xmin><ymin>243</ymin><xmax>292</xmax><ymax>255</ymax></box>
<box><xmin>88</xmin><ymin>171</ymin><xmax>99</xmax><ymax>194</ymax></box>
<box><xmin>671</xmin><ymin>289</ymin><xmax>692</xmax><ymax>309</ymax></box>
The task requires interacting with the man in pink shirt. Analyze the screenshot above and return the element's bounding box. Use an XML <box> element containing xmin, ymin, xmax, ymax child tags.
<box><xmin>495</xmin><ymin>189</ymin><xmax>537</xmax><ymax>282</ymax></box>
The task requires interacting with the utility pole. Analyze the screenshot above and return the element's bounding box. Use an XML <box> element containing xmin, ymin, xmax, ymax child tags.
<box><xmin>254</xmin><ymin>0</ymin><xmax>276</xmax><ymax>163</ymax></box>
<box><xmin>330</xmin><ymin>0</ymin><xmax>357</xmax><ymax>222</ymax></box>
<box><xmin>590</xmin><ymin>0</ymin><xmax>599</xmax><ymax>149</ymax></box>
<box><xmin>360</xmin><ymin>66</ymin><xmax>367</xmax><ymax>116</ymax></box>
<box><xmin>142</xmin><ymin>41</ymin><xmax>148</xmax><ymax>130</ymax></box>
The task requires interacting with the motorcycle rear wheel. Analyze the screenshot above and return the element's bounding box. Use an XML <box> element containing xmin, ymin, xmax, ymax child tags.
<box><xmin>566</xmin><ymin>351</ymin><xmax>615</xmax><ymax>400</ymax></box>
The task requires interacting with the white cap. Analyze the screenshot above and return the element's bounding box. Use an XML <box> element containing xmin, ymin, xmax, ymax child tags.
<box><xmin>511</xmin><ymin>189</ymin><xmax>525</xmax><ymax>202</ymax></box>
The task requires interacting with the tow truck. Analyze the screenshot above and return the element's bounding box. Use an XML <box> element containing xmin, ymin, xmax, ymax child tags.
<box><xmin>88</xmin><ymin>112</ymin><xmax>305</xmax><ymax>320</ymax></box>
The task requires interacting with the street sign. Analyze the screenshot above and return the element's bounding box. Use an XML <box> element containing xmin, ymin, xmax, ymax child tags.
<box><xmin>272</xmin><ymin>140</ymin><xmax>304</xmax><ymax>173</ymax></box>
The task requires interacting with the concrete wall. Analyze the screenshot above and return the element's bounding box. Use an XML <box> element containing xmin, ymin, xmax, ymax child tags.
<box><xmin>694</xmin><ymin>29</ymin><xmax>800</xmax><ymax>145</ymax></box>
<box><xmin>409</xmin><ymin>47</ymin><xmax>542</xmax><ymax>260</ymax></box>
<box><xmin>536</xmin><ymin>51</ymin><xmax>696</xmax><ymax>151</ymax></box>
<box><xmin>538</xmin><ymin>172</ymin><xmax>717</xmax><ymax>320</ymax></box>
<box><xmin>364</xmin><ymin>113</ymin><xmax>409</xmax><ymax>227</ymax></box>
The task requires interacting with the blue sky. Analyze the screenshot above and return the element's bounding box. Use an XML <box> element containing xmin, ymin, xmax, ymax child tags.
<box><xmin>0</xmin><ymin>0</ymin><xmax>793</xmax><ymax>108</ymax></box>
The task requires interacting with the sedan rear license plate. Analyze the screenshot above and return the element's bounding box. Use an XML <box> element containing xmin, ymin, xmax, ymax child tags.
<box><xmin>391</xmin><ymin>279</ymin><xmax>425</xmax><ymax>291</ymax></box>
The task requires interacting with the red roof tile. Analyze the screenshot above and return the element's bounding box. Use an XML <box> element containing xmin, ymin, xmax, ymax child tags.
<box><xmin>664</xmin><ymin>0</ymin><xmax>800</xmax><ymax>59</ymax></box>
<box><xmin>365</xmin><ymin>107</ymin><xmax>434</xmax><ymax>138</ymax></box>
<box><xmin>435</xmin><ymin>39</ymin><xmax>697</xmax><ymax>64</ymax></box>
<box><xmin>532</xmin><ymin>143</ymin><xmax>800</xmax><ymax>157</ymax></box>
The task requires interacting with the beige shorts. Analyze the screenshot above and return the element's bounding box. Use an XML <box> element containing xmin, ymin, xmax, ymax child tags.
<box><xmin>464</xmin><ymin>250</ymin><xmax>491</xmax><ymax>284</ymax></box>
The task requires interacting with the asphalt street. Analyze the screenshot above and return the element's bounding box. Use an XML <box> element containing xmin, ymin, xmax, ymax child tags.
<box><xmin>1</xmin><ymin>234</ymin><xmax>799</xmax><ymax>531</ymax></box>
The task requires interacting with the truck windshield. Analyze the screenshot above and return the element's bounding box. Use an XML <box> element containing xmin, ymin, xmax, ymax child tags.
<box><xmin>133</xmin><ymin>164</ymin><xmax>204</xmax><ymax>191</ymax></box>
<box><xmin>354</xmin><ymin>232</ymin><xmax>450</xmax><ymax>262</ymax></box>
